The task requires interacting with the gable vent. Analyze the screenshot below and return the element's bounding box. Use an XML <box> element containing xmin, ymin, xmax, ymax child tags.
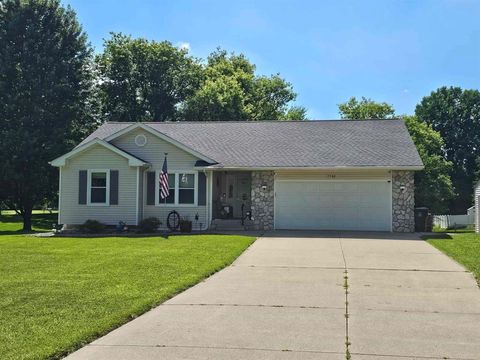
<box><xmin>134</xmin><ymin>134</ymin><xmax>147</xmax><ymax>147</ymax></box>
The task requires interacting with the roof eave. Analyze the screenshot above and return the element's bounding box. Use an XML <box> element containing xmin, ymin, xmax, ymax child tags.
<box><xmin>201</xmin><ymin>165</ymin><xmax>425</xmax><ymax>171</ymax></box>
<box><xmin>49</xmin><ymin>138</ymin><xmax>148</xmax><ymax>167</ymax></box>
<box><xmin>103</xmin><ymin>122</ymin><xmax>217</xmax><ymax>164</ymax></box>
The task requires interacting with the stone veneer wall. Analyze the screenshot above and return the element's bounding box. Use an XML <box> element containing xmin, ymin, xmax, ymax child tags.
<box><xmin>392</xmin><ymin>170</ymin><xmax>415</xmax><ymax>232</ymax></box>
<box><xmin>251</xmin><ymin>171</ymin><xmax>275</xmax><ymax>230</ymax></box>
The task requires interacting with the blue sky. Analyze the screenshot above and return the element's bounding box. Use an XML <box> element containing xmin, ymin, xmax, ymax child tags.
<box><xmin>65</xmin><ymin>0</ymin><xmax>479</xmax><ymax>119</ymax></box>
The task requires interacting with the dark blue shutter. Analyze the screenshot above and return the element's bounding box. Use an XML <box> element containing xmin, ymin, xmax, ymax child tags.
<box><xmin>110</xmin><ymin>170</ymin><xmax>119</xmax><ymax>205</ymax></box>
<box><xmin>78</xmin><ymin>170</ymin><xmax>87</xmax><ymax>205</ymax></box>
<box><xmin>146</xmin><ymin>171</ymin><xmax>155</xmax><ymax>205</ymax></box>
<box><xmin>198</xmin><ymin>172</ymin><xmax>206</xmax><ymax>206</ymax></box>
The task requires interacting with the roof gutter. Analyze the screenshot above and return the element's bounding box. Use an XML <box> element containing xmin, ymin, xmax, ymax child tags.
<box><xmin>198</xmin><ymin>165</ymin><xmax>425</xmax><ymax>171</ymax></box>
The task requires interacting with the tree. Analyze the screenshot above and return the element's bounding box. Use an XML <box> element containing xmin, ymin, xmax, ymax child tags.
<box><xmin>475</xmin><ymin>157</ymin><xmax>480</xmax><ymax>184</ymax></box>
<box><xmin>415</xmin><ymin>87</ymin><xmax>480</xmax><ymax>213</ymax></box>
<box><xmin>402</xmin><ymin>116</ymin><xmax>453</xmax><ymax>213</ymax></box>
<box><xmin>180</xmin><ymin>49</ymin><xmax>306</xmax><ymax>121</ymax></box>
<box><xmin>180</xmin><ymin>76</ymin><xmax>248</xmax><ymax>121</ymax></box>
<box><xmin>280</xmin><ymin>106</ymin><xmax>308</xmax><ymax>121</ymax></box>
<box><xmin>96</xmin><ymin>33</ymin><xmax>202</xmax><ymax>122</ymax></box>
<box><xmin>0</xmin><ymin>0</ymin><xmax>94</xmax><ymax>230</ymax></box>
<box><xmin>338</xmin><ymin>97</ymin><xmax>395</xmax><ymax>119</ymax></box>
<box><xmin>337</xmin><ymin>98</ymin><xmax>454</xmax><ymax>213</ymax></box>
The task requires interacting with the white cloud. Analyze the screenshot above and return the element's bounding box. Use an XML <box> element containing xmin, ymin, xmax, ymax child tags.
<box><xmin>402</xmin><ymin>89</ymin><xmax>409</xmax><ymax>94</ymax></box>
<box><xmin>177</xmin><ymin>42</ymin><xmax>190</xmax><ymax>52</ymax></box>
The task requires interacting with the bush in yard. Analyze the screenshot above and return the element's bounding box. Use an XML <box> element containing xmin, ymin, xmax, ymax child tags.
<box><xmin>179</xmin><ymin>218</ymin><xmax>193</xmax><ymax>233</ymax></box>
<box><xmin>78</xmin><ymin>220</ymin><xmax>105</xmax><ymax>234</ymax></box>
<box><xmin>138</xmin><ymin>217</ymin><xmax>161</xmax><ymax>233</ymax></box>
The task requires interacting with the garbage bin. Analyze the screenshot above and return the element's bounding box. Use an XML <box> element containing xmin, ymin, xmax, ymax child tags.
<box><xmin>415</xmin><ymin>207</ymin><xmax>432</xmax><ymax>232</ymax></box>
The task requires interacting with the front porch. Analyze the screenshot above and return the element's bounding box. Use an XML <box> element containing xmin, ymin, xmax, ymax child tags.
<box><xmin>211</xmin><ymin>171</ymin><xmax>252</xmax><ymax>230</ymax></box>
<box><xmin>208</xmin><ymin>170</ymin><xmax>274</xmax><ymax>231</ymax></box>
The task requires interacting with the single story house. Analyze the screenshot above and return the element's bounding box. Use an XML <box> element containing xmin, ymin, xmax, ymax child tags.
<box><xmin>50</xmin><ymin>120</ymin><xmax>423</xmax><ymax>232</ymax></box>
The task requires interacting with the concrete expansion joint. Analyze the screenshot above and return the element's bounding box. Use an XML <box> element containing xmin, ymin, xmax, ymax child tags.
<box><xmin>353</xmin><ymin>307</ymin><xmax>480</xmax><ymax>316</ymax></box>
<box><xmin>338</xmin><ymin>238</ymin><xmax>351</xmax><ymax>360</ymax></box>
<box><xmin>350</xmin><ymin>351</ymin><xmax>477</xmax><ymax>360</ymax></box>
<box><xmin>348</xmin><ymin>267</ymin><xmax>468</xmax><ymax>273</ymax></box>
<box><xmin>90</xmin><ymin>343</ymin><xmax>346</xmax><ymax>356</ymax></box>
<box><xmin>238</xmin><ymin>264</ymin><xmax>346</xmax><ymax>270</ymax></box>
<box><xmin>163</xmin><ymin>303</ymin><xmax>344</xmax><ymax>310</ymax></box>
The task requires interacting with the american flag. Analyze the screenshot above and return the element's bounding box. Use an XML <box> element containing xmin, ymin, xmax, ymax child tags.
<box><xmin>159</xmin><ymin>156</ymin><xmax>169</xmax><ymax>200</ymax></box>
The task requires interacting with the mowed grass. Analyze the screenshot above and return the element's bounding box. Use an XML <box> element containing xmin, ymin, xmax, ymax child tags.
<box><xmin>0</xmin><ymin>211</ymin><xmax>57</xmax><ymax>234</ymax></box>
<box><xmin>432</xmin><ymin>224</ymin><xmax>475</xmax><ymax>234</ymax></box>
<box><xmin>0</xmin><ymin>214</ymin><xmax>255</xmax><ymax>360</ymax></box>
<box><xmin>425</xmin><ymin>232</ymin><xmax>480</xmax><ymax>283</ymax></box>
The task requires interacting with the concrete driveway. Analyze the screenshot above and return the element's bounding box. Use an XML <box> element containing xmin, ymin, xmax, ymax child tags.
<box><xmin>67</xmin><ymin>232</ymin><xmax>480</xmax><ymax>360</ymax></box>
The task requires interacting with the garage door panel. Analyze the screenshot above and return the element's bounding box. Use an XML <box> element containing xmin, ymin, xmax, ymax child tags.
<box><xmin>275</xmin><ymin>180</ymin><xmax>391</xmax><ymax>231</ymax></box>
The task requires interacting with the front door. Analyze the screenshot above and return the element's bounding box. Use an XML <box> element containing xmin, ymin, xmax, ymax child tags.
<box><xmin>225</xmin><ymin>173</ymin><xmax>251</xmax><ymax>218</ymax></box>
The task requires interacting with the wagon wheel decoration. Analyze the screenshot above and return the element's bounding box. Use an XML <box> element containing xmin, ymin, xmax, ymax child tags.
<box><xmin>167</xmin><ymin>210</ymin><xmax>180</xmax><ymax>231</ymax></box>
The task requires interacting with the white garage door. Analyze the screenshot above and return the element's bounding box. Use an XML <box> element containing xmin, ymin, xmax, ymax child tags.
<box><xmin>275</xmin><ymin>180</ymin><xmax>391</xmax><ymax>231</ymax></box>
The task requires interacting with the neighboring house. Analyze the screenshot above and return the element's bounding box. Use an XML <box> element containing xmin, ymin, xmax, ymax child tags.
<box><xmin>475</xmin><ymin>182</ymin><xmax>480</xmax><ymax>233</ymax></box>
<box><xmin>50</xmin><ymin>120</ymin><xmax>423</xmax><ymax>232</ymax></box>
<box><xmin>467</xmin><ymin>205</ymin><xmax>475</xmax><ymax>217</ymax></box>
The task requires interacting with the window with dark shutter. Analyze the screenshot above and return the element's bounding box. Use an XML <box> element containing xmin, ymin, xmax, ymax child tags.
<box><xmin>79</xmin><ymin>170</ymin><xmax>87</xmax><ymax>205</ymax></box>
<box><xmin>110</xmin><ymin>170</ymin><xmax>119</xmax><ymax>205</ymax></box>
<box><xmin>198</xmin><ymin>172</ymin><xmax>206</xmax><ymax>206</ymax></box>
<box><xmin>146</xmin><ymin>171</ymin><xmax>155</xmax><ymax>205</ymax></box>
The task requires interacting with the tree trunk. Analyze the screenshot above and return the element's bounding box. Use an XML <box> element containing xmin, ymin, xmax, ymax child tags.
<box><xmin>22</xmin><ymin>208</ymin><xmax>32</xmax><ymax>232</ymax></box>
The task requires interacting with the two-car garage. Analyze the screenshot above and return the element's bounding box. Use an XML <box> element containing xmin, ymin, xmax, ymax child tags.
<box><xmin>274</xmin><ymin>171</ymin><xmax>392</xmax><ymax>231</ymax></box>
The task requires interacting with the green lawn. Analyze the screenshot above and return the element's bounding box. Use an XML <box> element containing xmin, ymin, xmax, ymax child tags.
<box><xmin>432</xmin><ymin>224</ymin><xmax>475</xmax><ymax>233</ymax></box>
<box><xmin>0</xmin><ymin>211</ymin><xmax>58</xmax><ymax>234</ymax></box>
<box><xmin>425</xmin><ymin>232</ymin><xmax>480</xmax><ymax>284</ymax></box>
<box><xmin>0</xmin><ymin>213</ymin><xmax>255</xmax><ymax>360</ymax></box>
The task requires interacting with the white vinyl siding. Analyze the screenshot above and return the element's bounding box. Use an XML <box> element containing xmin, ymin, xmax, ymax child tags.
<box><xmin>137</xmin><ymin>168</ymin><xmax>144</xmax><ymax>224</ymax></box>
<box><xmin>475</xmin><ymin>182</ymin><xmax>480</xmax><ymax>233</ymax></box>
<box><xmin>111</xmin><ymin>128</ymin><xmax>200</xmax><ymax>170</ymax></box>
<box><xmin>274</xmin><ymin>170</ymin><xmax>392</xmax><ymax>231</ymax></box>
<box><xmin>59</xmin><ymin>145</ymin><xmax>137</xmax><ymax>225</ymax></box>
<box><xmin>112</xmin><ymin>128</ymin><xmax>208</xmax><ymax>229</ymax></box>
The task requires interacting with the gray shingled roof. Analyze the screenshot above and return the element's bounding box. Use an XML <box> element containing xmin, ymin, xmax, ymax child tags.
<box><xmin>79</xmin><ymin>120</ymin><xmax>423</xmax><ymax>169</ymax></box>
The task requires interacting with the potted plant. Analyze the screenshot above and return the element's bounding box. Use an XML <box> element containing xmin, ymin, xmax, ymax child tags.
<box><xmin>179</xmin><ymin>217</ymin><xmax>192</xmax><ymax>233</ymax></box>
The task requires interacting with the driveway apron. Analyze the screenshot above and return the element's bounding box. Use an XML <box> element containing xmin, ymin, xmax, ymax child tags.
<box><xmin>66</xmin><ymin>232</ymin><xmax>480</xmax><ymax>360</ymax></box>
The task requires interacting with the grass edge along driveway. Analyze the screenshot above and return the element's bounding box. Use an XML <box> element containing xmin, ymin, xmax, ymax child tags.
<box><xmin>0</xmin><ymin>234</ymin><xmax>255</xmax><ymax>360</ymax></box>
<box><xmin>424</xmin><ymin>232</ymin><xmax>480</xmax><ymax>285</ymax></box>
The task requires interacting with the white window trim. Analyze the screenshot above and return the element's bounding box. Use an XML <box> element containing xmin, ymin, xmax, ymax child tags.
<box><xmin>155</xmin><ymin>170</ymin><xmax>198</xmax><ymax>207</ymax></box>
<box><xmin>87</xmin><ymin>169</ymin><xmax>110</xmax><ymax>206</ymax></box>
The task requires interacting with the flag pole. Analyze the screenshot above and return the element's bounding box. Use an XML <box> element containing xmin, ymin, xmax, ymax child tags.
<box><xmin>164</xmin><ymin>153</ymin><xmax>168</xmax><ymax>207</ymax></box>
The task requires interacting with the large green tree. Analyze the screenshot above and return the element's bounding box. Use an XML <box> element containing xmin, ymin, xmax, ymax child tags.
<box><xmin>415</xmin><ymin>86</ymin><xmax>480</xmax><ymax>213</ymax></box>
<box><xmin>96</xmin><ymin>33</ymin><xmax>202</xmax><ymax>122</ymax></box>
<box><xmin>97</xmin><ymin>43</ymin><xmax>306</xmax><ymax>122</ymax></box>
<box><xmin>402</xmin><ymin>116</ymin><xmax>454</xmax><ymax>213</ymax></box>
<box><xmin>338</xmin><ymin>96</ymin><xmax>395</xmax><ymax>119</ymax></box>
<box><xmin>180</xmin><ymin>49</ymin><xmax>307</xmax><ymax>121</ymax></box>
<box><xmin>0</xmin><ymin>0</ymin><xmax>95</xmax><ymax>230</ymax></box>
<box><xmin>338</xmin><ymin>97</ymin><xmax>453</xmax><ymax>213</ymax></box>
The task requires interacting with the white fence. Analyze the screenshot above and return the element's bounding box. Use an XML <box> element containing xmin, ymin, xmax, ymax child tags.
<box><xmin>433</xmin><ymin>214</ymin><xmax>475</xmax><ymax>228</ymax></box>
